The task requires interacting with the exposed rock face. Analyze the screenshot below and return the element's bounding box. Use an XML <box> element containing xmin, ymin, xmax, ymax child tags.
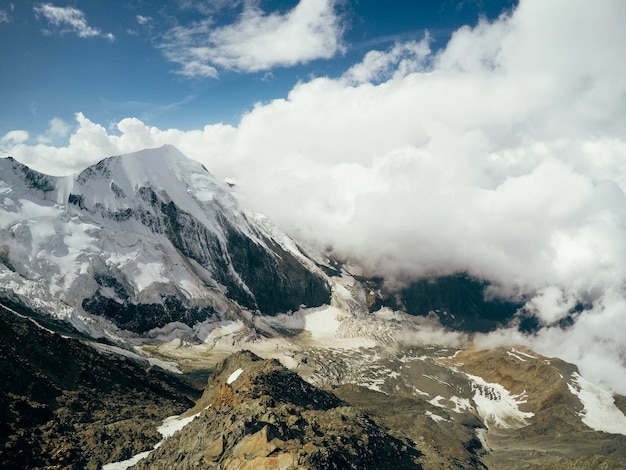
<box><xmin>132</xmin><ymin>351</ymin><xmax>423</xmax><ymax>469</ymax></box>
<box><xmin>0</xmin><ymin>302</ymin><xmax>196</xmax><ymax>470</ymax></box>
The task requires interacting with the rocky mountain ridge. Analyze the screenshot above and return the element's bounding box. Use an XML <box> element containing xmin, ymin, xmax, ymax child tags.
<box><xmin>131</xmin><ymin>350</ymin><xmax>423</xmax><ymax>469</ymax></box>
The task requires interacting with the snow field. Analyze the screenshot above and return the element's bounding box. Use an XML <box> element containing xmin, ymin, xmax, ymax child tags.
<box><xmin>567</xmin><ymin>372</ymin><xmax>626</xmax><ymax>435</ymax></box>
<box><xmin>466</xmin><ymin>373</ymin><xmax>534</xmax><ymax>429</ymax></box>
<box><xmin>102</xmin><ymin>411</ymin><xmax>201</xmax><ymax>469</ymax></box>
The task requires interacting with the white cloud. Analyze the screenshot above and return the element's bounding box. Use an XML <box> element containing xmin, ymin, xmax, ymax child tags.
<box><xmin>34</xmin><ymin>3</ymin><xmax>115</xmax><ymax>41</ymax></box>
<box><xmin>524</xmin><ymin>286</ymin><xmax>577</xmax><ymax>325</ymax></box>
<box><xmin>343</xmin><ymin>38</ymin><xmax>431</xmax><ymax>84</ymax></box>
<box><xmin>161</xmin><ymin>0</ymin><xmax>344</xmax><ymax>76</ymax></box>
<box><xmin>4</xmin><ymin>0</ymin><xmax>626</xmax><ymax>392</ymax></box>
<box><xmin>1</xmin><ymin>130</ymin><xmax>29</xmax><ymax>144</ymax></box>
<box><xmin>177</xmin><ymin>0</ymin><xmax>244</xmax><ymax>15</ymax></box>
<box><xmin>136</xmin><ymin>15</ymin><xmax>152</xmax><ymax>25</ymax></box>
<box><xmin>0</xmin><ymin>10</ymin><xmax>10</xmax><ymax>23</ymax></box>
<box><xmin>37</xmin><ymin>117</ymin><xmax>72</xmax><ymax>144</ymax></box>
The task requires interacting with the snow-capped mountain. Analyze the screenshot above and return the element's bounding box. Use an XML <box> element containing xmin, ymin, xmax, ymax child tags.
<box><xmin>0</xmin><ymin>145</ymin><xmax>330</xmax><ymax>335</ymax></box>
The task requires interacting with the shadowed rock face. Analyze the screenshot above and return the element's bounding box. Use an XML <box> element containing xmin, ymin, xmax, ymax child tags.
<box><xmin>365</xmin><ymin>273</ymin><xmax>523</xmax><ymax>333</ymax></box>
<box><xmin>132</xmin><ymin>351</ymin><xmax>424</xmax><ymax>470</ymax></box>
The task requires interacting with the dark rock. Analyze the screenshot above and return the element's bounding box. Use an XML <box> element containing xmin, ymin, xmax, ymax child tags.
<box><xmin>0</xmin><ymin>302</ymin><xmax>196</xmax><ymax>469</ymax></box>
<box><xmin>368</xmin><ymin>273</ymin><xmax>522</xmax><ymax>333</ymax></box>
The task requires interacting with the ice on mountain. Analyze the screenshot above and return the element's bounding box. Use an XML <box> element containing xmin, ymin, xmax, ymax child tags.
<box><xmin>425</xmin><ymin>411</ymin><xmax>447</xmax><ymax>423</ymax></box>
<box><xmin>506</xmin><ymin>350</ymin><xmax>527</xmax><ymax>362</ymax></box>
<box><xmin>449</xmin><ymin>396</ymin><xmax>473</xmax><ymax>413</ymax></box>
<box><xmin>428</xmin><ymin>395</ymin><xmax>446</xmax><ymax>408</ymax></box>
<box><xmin>511</xmin><ymin>348</ymin><xmax>536</xmax><ymax>360</ymax></box>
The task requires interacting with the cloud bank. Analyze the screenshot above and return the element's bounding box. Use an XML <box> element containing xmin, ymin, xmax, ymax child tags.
<box><xmin>161</xmin><ymin>0</ymin><xmax>345</xmax><ymax>77</ymax></box>
<box><xmin>4</xmin><ymin>0</ymin><xmax>626</xmax><ymax>392</ymax></box>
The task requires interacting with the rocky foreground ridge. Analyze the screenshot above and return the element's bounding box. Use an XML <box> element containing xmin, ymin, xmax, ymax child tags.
<box><xmin>132</xmin><ymin>350</ymin><xmax>422</xmax><ymax>469</ymax></box>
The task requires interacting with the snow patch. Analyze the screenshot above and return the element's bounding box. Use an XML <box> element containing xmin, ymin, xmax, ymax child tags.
<box><xmin>506</xmin><ymin>350</ymin><xmax>527</xmax><ymax>362</ymax></box>
<box><xmin>428</xmin><ymin>395</ymin><xmax>446</xmax><ymax>408</ymax></box>
<box><xmin>466</xmin><ymin>373</ymin><xmax>534</xmax><ymax>429</ymax></box>
<box><xmin>133</xmin><ymin>262</ymin><xmax>168</xmax><ymax>291</ymax></box>
<box><xmin>511</xmin><ymin>348</ymin><xmax>536</xmax><ymax>359</ymax></box>
<box><xmin>423</xmin><ymin>374</ymin><xmax>453</xmax><ymax>387</ymax></box>
<box><xmin>227</xmin><ymin>368</ymin><xmax>244</xmax><ymax>385</ymax></box>
<box><xmin>568</xmin><ymin>372</ymin><xmax>626</xmax><ymax>435</ymax></box>
<box><xmin>103</xmin><ymin>410</ymin><xmax>200</xmax><ymax>469</ymax></box>
<box><xmin>425</xmin><ymin>410</ymin><xmax>447</xmax><ymax>423</ymax></box>
<box><xmin>158</xmin><ymin>412</ymin><xmax>200</xmax><ymax>439</ymax></box>
<box><xmin>450</xmin><ymin>396</ymin><xmax>473</xmax><ymax>413</ymax></box>
<box><xmin>102</xmin><ymin>449</ymin><xmax>156</xmax><ymax>470</ymax></box>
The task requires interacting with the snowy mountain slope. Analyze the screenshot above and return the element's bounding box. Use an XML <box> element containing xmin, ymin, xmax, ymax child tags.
<box><xmin>0</xmin><ymin>146</ymin><xmax>330</xmax><ymax>336</ymax></box>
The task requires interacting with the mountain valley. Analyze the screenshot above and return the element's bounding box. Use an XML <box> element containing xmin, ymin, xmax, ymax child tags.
<box><xmin>2</xmin><ymin>147</ymin><xmax>626</xmax><ymax>469</ymax></box>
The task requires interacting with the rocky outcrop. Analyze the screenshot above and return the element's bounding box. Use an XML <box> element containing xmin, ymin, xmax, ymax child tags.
<box><xmin>132</xmin><ymin>351</ymin><xmax>423</xmax><ymax>469</ymax></box>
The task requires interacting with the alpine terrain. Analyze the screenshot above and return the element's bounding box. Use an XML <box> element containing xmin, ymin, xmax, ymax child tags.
<box><xmin>1</xmin><ymin>146</ymin><xmax>626</xmax><ymax>469</ymax></box>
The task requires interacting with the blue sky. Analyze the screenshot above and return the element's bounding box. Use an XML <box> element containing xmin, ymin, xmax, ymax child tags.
<box><xmin>0</xmin><ymin>0</ymin><xmax>516</xmax><ymax>138</ymax></box>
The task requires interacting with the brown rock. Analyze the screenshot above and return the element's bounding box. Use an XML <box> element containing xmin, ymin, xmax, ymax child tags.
<box><xmin>239</xmin><ymin>452</ymin><xmax>295</xmax><ymax>470</ymax></box>
<box><xmin>204</xmin><ymin>434</ymin><xmax>224</xmax><ymax>461</ymax></box>
<box><xmin>232</xmin><ymin>424</ymin><xmax>273</xmax><ymax>459</ymax></box>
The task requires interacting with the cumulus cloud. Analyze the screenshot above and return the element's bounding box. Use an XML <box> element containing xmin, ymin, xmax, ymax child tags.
<box><xmin>161</xmin><ymin>0</ymin><xmax>344</xmax><ymax>76</ymax></box>
<box><xmin>1</xmin><ymin>130</ymin><xmax>29</xmax><ymax>144</ymax></box>
<box><xmin>0</xmin><ymin>3</ymin><xmax>13</xmax><ymax>23</ymax></box>
<box><xmin>36</xmin><ymin>117</ymin><xmax>72</xmax><ymax>145</ymax></box>
<box><xmin>344</xmin><ymin>38</ymin><xmax>432</xmax><ymax>84</ymax></box>
<box><xmin>4</xmin><ymin>0</ymin><xmax>626</xmax><ymax>392</ymax></box>
<box><xmin>34</xmin><ymin>3</ymin><xmax>115</xmax><ymax>41</ymax></box>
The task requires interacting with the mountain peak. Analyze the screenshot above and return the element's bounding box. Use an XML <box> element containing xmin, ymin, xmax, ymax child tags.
<box><xmin>1</xmin><ymin>146</ymin><xmax>330</xmax><ymax>335</ymax></box>
<box><xmin>0</xmin><ymin>154</ymin><xmax>59</xmax><ymax>195</ymax></box>
<box><xmin>71</xmin><ymin>144</ymin><xmax>234</xmax><ymax>227</ymax></box>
